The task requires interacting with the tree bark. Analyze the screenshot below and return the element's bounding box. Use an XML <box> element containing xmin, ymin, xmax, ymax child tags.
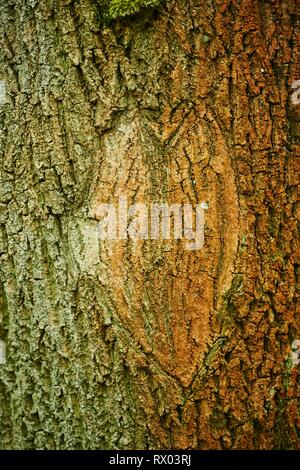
<box><xmin>0</xmin><ymin>0</ymin><xmax>299</xmax><ymax>450</ymax></box>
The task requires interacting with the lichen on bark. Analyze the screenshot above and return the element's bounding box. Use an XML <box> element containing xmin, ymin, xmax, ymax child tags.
<box><xmin>97</xmin><ymin>0</ymin><xmax>162</xmax><ymax>20</ymax></box>
<box><xmin>0</xmin><ymin>0</ymin><xmax>299</xmax><ymax>450</ymax></box>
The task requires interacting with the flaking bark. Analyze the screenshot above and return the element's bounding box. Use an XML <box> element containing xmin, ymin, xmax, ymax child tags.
<box><xmin>0</xmin><ymin>0</ymin><xmax>299</xmax><ymax>450</ymax></box>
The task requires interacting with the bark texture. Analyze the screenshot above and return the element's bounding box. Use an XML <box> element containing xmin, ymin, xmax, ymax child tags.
<box><xmin>0</xmin><ymin>0</ymin><xmax>299</xmax><ymax>449</ymax></box>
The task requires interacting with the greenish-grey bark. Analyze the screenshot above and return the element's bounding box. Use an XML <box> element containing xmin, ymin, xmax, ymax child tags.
<box><xmin>0</xmin><ymin>0</ymin><xmax>299</xmax><ymax>449</ymax></box>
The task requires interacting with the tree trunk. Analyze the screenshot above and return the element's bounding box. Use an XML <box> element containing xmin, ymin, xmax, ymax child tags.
<box><xmin>0</xmin><ymin>0</ymin><xmax>299</xmax><ymax>450</ymax></box>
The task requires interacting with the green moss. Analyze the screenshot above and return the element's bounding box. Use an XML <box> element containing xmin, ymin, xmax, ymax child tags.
<box><xmin>97</xmin><ymin>0</ymin><xmax>162</xmax><ymax>20</ymax></box>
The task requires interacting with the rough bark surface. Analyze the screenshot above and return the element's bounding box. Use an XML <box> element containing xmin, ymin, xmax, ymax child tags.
<box><xmin>0</xmin><ymin>0</ymin><xmax>299</xmax><ymax>449</ymax></box>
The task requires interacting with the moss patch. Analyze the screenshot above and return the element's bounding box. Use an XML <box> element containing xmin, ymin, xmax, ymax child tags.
<box><xmin>98</xmin><ymin>0</ymin><xmax>162</xmax><ymax>20</ymax></box>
